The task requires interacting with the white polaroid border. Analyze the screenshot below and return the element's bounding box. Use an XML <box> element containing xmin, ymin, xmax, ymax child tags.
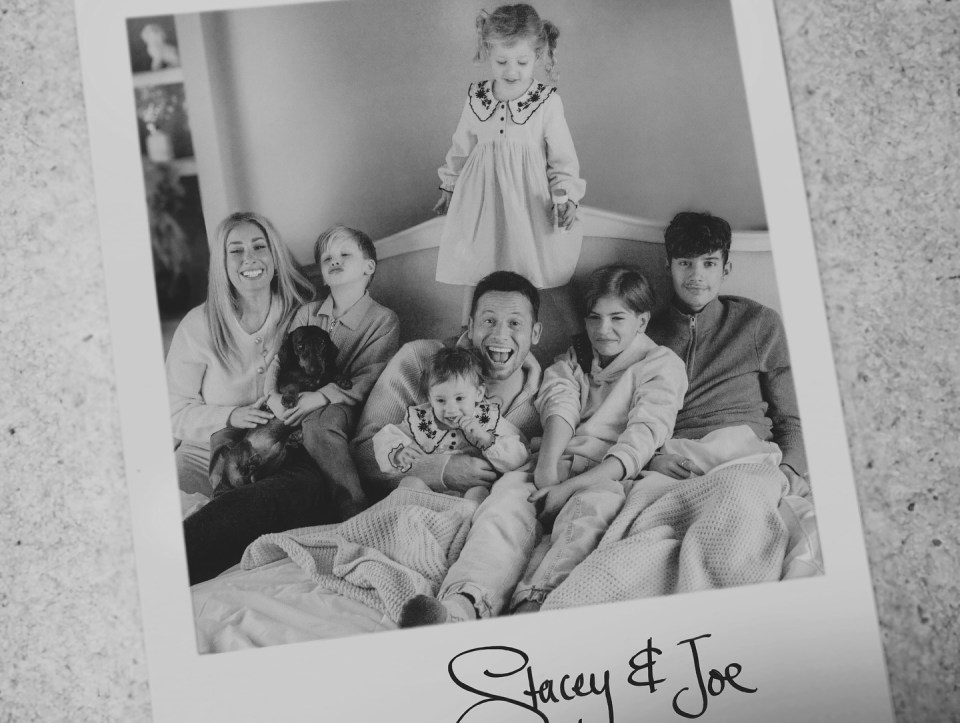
<box><xmin>76</xmin><ymin>0</ymin><xmax>895</xmax><ymax>720</ymax></box>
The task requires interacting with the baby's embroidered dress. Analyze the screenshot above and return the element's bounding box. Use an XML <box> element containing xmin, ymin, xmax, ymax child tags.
<box><xmin>372</xmin><ymin>399</ymin><xmax>530</xmax><ymax>478</ymax></box>
<box><xmin>436</xmin><ymin>80</ymin><xmax>585</xmax><ymax>289</ymax></box>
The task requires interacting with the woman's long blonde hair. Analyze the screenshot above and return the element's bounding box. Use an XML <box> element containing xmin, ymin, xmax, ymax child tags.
<box><xmin>205</xmin><ymin>211</ymin><xmax>314</xmax><ymax>369</ymax></box>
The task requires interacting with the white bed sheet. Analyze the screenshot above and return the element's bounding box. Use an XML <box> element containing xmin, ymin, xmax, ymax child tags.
<box><xmin>191</xmin><ymin>498</ymin><xmax>821</xmax><ymax>655</ymax></box>
<box><xmin>192</xmin><ymin>559</ymin><xmax>395</xmax><ymax>653</ymax></box>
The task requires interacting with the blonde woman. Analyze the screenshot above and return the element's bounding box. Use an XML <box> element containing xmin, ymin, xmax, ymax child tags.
<box><xmin>166</xmin><ymin>212</ymin><xmax>337</xmax><ymax>582</ymax></box>
<box><xmin>165</xmin><ymin>211</ymin><xmax>313</xmax><ymax>493</ymax></box>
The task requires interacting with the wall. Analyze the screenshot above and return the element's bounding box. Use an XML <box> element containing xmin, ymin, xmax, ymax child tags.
<box><xmin>184</xmin><ymin>0</ymin><xmax>765</xmax><ymax>263</ymax></box>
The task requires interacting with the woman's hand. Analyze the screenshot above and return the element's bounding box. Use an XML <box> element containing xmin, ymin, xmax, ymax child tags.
<box><xmin>280</xmin><ymin>390</ymin><xmax>328</xmax><ymax>427</ymax></box>
<box><xmin>227</xmin><ymin>395</ymin><xmax>273</xmax><ymax>429</ymax></box>
<box><xmin>553</xmin><ymin>199</ymin><xmax>577</xmax><ymax>230</ymax></box>
<box><xmin>433</xmin><ymin>190</ymin><xmax>453</xmax><ymax>216</ymax></box>
<box><xmin>647</xmin><ymin>453</ymin><xmax>705</xmax><ymax>479</ymax></box>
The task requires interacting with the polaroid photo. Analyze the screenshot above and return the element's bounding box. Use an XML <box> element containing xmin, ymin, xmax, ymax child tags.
<box><xmin>75</xmin><ymin>0</ymin><xmax>895</xmax><ymax>720</ymax></box>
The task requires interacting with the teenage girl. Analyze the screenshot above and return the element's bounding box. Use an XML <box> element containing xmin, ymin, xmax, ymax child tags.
<box><xmin>434</xmin><ymin>3</ymin><xmax>585</xmax><ymax>327</ymax></box>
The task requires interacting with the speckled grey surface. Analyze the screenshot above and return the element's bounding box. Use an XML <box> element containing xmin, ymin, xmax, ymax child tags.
<box><xmin>1</xmin><ymin>1</ymin><xmax>957</xmax><ymax>721</ymax></box>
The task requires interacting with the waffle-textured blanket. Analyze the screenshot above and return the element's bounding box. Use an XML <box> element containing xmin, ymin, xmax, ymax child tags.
<box><xmin>241</xmin><ymin>486</ymin><xmax>478</xmax><ymax>623</ymax></box>
<box><xmin>543</xmin><ymin>462</ymin><xmax>789</xmax><ymax>610</ymax></box>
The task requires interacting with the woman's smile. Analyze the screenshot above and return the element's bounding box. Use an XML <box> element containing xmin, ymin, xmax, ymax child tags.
<box><xmin>225</xmin><ymin>221</ymin><xmax>276</xmax><ymax>293</ymax></box>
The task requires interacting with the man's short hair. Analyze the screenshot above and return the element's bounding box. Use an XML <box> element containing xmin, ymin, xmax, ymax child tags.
<box><xmin>664</xmin><ymin>211</ymin><xmax>732</xmax><ymax>264</ymax></box>
<box><xmin>470</xmin><ymin>271</ymin><xmax>540</xmax><ymax>321</ymax></box>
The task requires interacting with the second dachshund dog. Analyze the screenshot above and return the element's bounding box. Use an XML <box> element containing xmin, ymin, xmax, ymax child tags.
<box><xmin>210</xmin><ymin>326</ymin><xmax>352</xmax><ymax>493</ymax></box>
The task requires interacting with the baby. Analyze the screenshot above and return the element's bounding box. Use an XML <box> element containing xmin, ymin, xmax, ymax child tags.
<box><xmin>373</xmin><ymin>346</ymin><xmax>529</xmax><ymax>498</ymax></box>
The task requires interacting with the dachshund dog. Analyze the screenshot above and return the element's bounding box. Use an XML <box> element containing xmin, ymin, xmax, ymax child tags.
<box><xmin>210</xmin><ymin>326</ymin><xmax>352</xmax><ymax>494</ymax></box>
<box><xmin>276</xmin><ymin>325</ymin><xmax>351</xmax><ymax>407</ymax></box>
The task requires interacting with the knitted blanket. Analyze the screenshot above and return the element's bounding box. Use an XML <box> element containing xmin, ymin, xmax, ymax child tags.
<box><xmin>240</xmin><ymin>486</ymin><xmax>478</xmax><ymax>623</ymax></box>
<box><xmin>543</xmin><ymin>462</ymin><xmax>788</xmax><ymax>610</ymax></box>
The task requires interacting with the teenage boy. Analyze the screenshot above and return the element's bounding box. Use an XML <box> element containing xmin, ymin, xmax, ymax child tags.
<box><xmin>265</xmin><ymin>225</ymin><xmax>400</xmax><ymax>520</ymax></box>
<box><xmin>645</xmin><ymin>211</ymin><xmax>807</xmax><ymax>485</ymax></box>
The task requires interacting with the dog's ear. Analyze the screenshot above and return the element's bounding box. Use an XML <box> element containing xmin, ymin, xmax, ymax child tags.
<box><xmin>277</xmin><ymin>330</ymin><xmax>294</xmax><ymax>369</ymax></box>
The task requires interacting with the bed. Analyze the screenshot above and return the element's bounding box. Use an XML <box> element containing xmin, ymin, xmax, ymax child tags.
<box><xmin>187</xmin><ymin>210</ymin><xmax>824</xmax><ymax>653</ymax></box>
<box><xmin>190</xmin><ymin>469</ymin><xmax>821</xmax><ymax>653</ymax></box>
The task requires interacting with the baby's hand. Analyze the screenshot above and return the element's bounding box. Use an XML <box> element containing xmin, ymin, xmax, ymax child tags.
<box><xmin>433</xmin><ymin>190</ymin><xmax>452</xmax><ymax>216</ymax></box>
<box><xmin>555</xmin><ymin>199</ymin><xmax>577</xmax><ymax>230</ymax></box>
<box><xmin>457</xmin><ymin>415</ymin><xmax>494</xmax><ymax>450</ymax></box>
<box><xmin>392</xmin><ymin>444</ymin><xmax>424</xmax><ymax>471</ymax></box>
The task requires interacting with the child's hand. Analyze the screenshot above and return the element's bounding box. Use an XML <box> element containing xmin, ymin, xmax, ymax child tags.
<box><xmin>528</xmin><ymin>479</ymin><xmax>577</xmax><ymax>520</ymax></box>
<box><xmin>533</xmin><ymin>458</ymin><xmax>563</xmax><ymax>489</ymax></box>
<box><xmin>555</xmin><ymin>199</ymin><xmax>577</xmax><ymax>230</ymax></box>
<box><xmin>391</xmin><ymin>444</ymin><xmax>424</xmax><ymax>471</ymax></box>
<box><xmin>457</xmin><ymin>415</ymin><xmax>494</xmax><ymax>449</ymax></box>
<box><xmin>433</xmin><ymin>190</ymin><xmax>453</xmax><ymax>216</ymax></box>
<box><xmin>647</xmin><ymin>453</ymin><xmax>705</xmax><ymax>479</ymax></box>
<box><xmin>281</xmin><ymin>390</ymin><xmax>328</xmax><ymax>427</ymax></box>
<box><xmin>265</xmin><ymin>393</ymin><xmax>288</xmax><ymax>420</ymax></box>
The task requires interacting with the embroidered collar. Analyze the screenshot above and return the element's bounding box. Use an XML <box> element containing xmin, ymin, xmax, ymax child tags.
<box><xmin>468</xmin><ymin>80</ymin><xmax>556</xmax><ymax>126</ymax></box>
<box><xmin>406</xmin><ymin>401</ymin><xmax>502</xmax><ymax>453</ymax></box>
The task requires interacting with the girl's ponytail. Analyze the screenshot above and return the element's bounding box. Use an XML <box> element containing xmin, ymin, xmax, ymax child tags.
<box><xmin>541</xmin><ymin>20</ymin><xmax>560</xmax><ymax>80</ymax></box>
<box><xmin>474</xmin><ymin>10</ymin><xmax>490</xmax><ymax>63</ymax></box>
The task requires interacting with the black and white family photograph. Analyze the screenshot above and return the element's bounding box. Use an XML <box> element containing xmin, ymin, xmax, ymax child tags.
<box><xmin>130</xmin><ymin>0</ymin><xmax>823</xmax><ymax>653</ymax></box>
<box><xmin>37</xmin><ymin>0</ymin><xmax>922</xmax><ymax>719</ymax></box>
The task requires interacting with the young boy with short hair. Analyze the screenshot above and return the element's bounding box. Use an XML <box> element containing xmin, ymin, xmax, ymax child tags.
<box><xmin>265</xmin><ymin>225</ymin><xmax>400</xmax><ymax>519</ymax></box>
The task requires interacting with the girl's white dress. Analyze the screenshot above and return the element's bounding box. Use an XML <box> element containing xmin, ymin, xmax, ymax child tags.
<box><xmin>436</xmin><ymin>80</ymin><xmax>586</xmax><ymax>289</ymax></box>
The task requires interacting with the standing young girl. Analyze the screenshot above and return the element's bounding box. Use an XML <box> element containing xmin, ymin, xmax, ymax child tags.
<box><xmin>434</xmin><ymin>4</ymin><xmax>585</xmax><ymax>326</ymax></box>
